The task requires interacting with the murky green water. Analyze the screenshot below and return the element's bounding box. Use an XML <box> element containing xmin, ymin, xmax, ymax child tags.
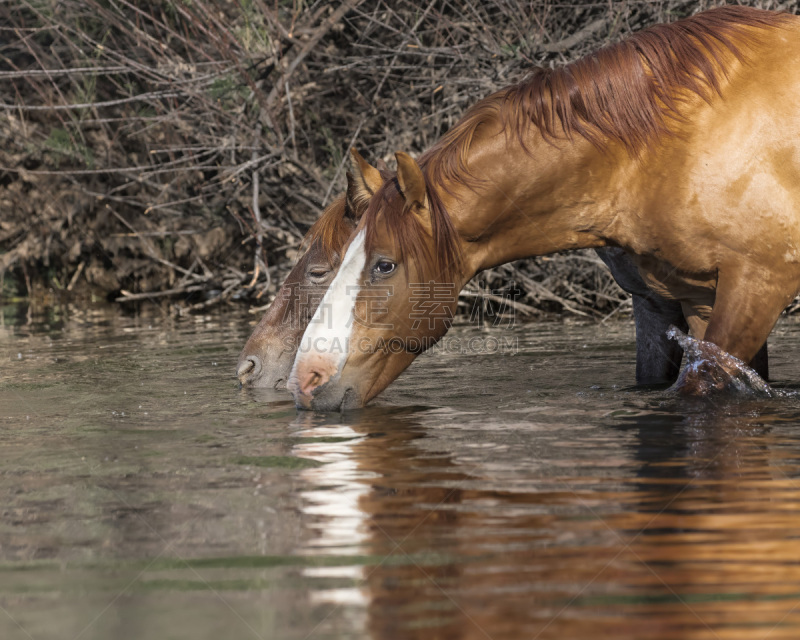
<box><xmin>4</xmin><ymin>303</ymin><xmax>800</xmax><ymax>639</ymax></box>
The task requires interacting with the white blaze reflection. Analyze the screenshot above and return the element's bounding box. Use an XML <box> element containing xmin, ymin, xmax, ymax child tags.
<box><xmin>293</xmin><ymin>420</ymin><xmax>376</xmax><ymax>609</ymax></box>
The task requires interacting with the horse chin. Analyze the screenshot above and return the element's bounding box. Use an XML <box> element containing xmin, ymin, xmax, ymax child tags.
<box><xmin>242</xmin><ymin>373</ymin><xmax>287</xmax><ymax>390</ymax></box>
<box><xmin>339</xmin><ymin>388</ymin><xmax>361</xmax><ymax>411</ymax></box>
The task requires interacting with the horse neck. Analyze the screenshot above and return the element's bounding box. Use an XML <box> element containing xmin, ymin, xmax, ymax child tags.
<box><xmin>440</xmin><ymin>133</ymin><xmax>635</xmax><ymax>276</ymax></box>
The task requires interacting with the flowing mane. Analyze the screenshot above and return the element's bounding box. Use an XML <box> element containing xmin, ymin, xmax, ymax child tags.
<box><xmin>364</xmin><ymin>6</ymin><xmax>792</xmax><ymax>281</ymax></box>
<box><xmin>423</xmin><ymin>5</ymin><xmax>791</xmax><ymax>186</ymax></box>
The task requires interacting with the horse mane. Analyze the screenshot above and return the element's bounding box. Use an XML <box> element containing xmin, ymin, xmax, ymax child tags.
<box><xmin>301</xmin><ymin>193</ymin><xmax>353</xmax><ymax>263</ymax></box>
<box><xmin>424</xmin><ymin>5</ymin><xmax>792</xmax><ymax>186</ymax></box>
<box><xmin>364</xmin><ymin>6</ymin><xmax>792</xmax><ymax>280</ymax></box>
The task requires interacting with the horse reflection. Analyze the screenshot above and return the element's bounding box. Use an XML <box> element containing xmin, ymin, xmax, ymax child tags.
<box><xmin>288</xmin><ymin>394</ymin><xmax>800</xmax><ymax>639</ymax></box>
<box><xmin>606</xmin><ymin>399</ymin><xmax>800</xmax><ymax>638</ymax></box>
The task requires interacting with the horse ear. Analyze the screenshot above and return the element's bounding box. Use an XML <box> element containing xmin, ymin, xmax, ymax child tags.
<box><xmin>344</xmin><ymin>171</ymin><xmax>367</xmax><ymax>223</ymax></box>
<box><xmin>395</xmin><ymin>152</ymin><xmax>427</xmax><ymax>210</ymax></box>
<box><xmin>349</xmin><ymin>148</ymin><xmax>383</xmax><ymax>209</ymax></box>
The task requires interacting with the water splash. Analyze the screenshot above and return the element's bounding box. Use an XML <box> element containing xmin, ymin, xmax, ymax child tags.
<box><xmin>666</xmin><ymin>326</ymin><xmax>774</xmax><ymax>397</ymax></box>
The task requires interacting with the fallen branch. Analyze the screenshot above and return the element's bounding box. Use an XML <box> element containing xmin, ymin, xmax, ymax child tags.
<box><xmin>116</xmin><ymin>284</ymin><xmax>207</xmax><ymax>302</ymax></box>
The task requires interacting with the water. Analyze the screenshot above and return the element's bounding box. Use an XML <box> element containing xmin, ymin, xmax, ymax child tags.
<box><xmin>4</xmin><ymin>304</ymin><xmax>800</xmax><ymax>639</ymax></box>
<box><xmin>667</xmin><ymin>325</ymin><xmax>775</xmax><ymax>397</ymax></box>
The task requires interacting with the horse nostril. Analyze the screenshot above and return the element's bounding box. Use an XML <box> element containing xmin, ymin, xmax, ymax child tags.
<box><xmin>300</xmin><ymin>369</ymin><xmax>326</xmax><ymax>396</ymax></box>
<box><xmin>237</xmin><ymin>355</ymin><xmax>262</xmax><ymax>383</ymax></box>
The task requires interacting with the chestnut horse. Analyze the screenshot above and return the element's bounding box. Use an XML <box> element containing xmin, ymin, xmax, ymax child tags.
<box><xmin>236</xmin><ymin>156</ymin><xmax>761</xmax><ymax>389</ymax></box>
<box><xmin>237</xmin><ymin>159</ymin><xmax>717</xmax><ymax>388</ymax></box>
<box><xmin>289</xmin><ymin>6</ymin><xmax>796</xmax><ymax>410</ymax></box>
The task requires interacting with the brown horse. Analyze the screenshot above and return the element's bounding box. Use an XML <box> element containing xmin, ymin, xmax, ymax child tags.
<box><xmin>236</xmin><ymin>154</ymin><xmax>755</xmax><ymax>390</ymax></box>
<box><xmin>289</xmin><ymin>6</ymin><xmax>796</xmax><ymax>410</ymax></box>
<box><xmin>236</xmin><ymin>177</ymin><xmax>720</xmax><ymax>390</ymax></box>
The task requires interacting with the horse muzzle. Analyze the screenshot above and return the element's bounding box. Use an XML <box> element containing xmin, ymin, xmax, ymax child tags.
<box><xmin>236</xmin><ymin>351</ymin><xmax>291</xmax><ymax>389</ymax></box>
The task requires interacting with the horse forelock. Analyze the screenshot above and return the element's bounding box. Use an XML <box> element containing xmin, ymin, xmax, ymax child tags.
<box><xmin>301</xmin><ymin>193</ymin><xmax>353</xmax><ymax>264</ymax></box>
<box><xmin>363</xmin><ymin>175</ymin><xmax>463</xmax><ymax>285</ymax></box>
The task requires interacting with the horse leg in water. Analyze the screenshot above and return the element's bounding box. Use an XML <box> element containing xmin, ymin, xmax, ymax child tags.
<box><xmin>597</xmin><ymin>248</ymin><xmax>685</xmax><ymax>384</ymax></box>
<box><xmin>631</xmin><ymin>293</ymin><xmax>687</xmax><ymax>385</ymax></box>
<box><xmin>596</xmin><ymin>248</ymin><xmax>769</xmax><ymax>383</ymax></box>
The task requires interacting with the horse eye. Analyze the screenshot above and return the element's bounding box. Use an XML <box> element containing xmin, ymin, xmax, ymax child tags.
<box><xmin>374</xmin><ymin>260</ymin><xmax>396</xmax><ymax>275</ymax></box>
<box><xmin>308</xmin><ymin>268</ymin><xmax>330</xmax><ymax>280</ymax></box>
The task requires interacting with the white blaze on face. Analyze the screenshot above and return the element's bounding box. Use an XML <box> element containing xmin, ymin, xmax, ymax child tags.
<box><xmin>291</xmin><ymin>228</ymin><xmax>367</xmax><ymax>381</ymax></box>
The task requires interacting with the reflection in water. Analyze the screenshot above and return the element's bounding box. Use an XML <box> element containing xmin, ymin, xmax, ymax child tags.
<box><xmin>4</xmin><ymin>305</ymin><xmax>800</xmax><ymax>639</ymax></box>
<box><xmin>293</xmin><ymin>411</ymin><xmax>373</xmax><ymax>613</ymax></box>
<box><xmin>302</xmin><ymin>398</ymin><xmax>800</xmax><ymax>640</ymax></box>
<box><xmin>282</xmin><ymin>391</ymin><xmax>800</xmax><ymax>639</ymax></box>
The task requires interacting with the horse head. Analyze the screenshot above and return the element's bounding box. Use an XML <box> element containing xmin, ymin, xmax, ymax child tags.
<box><xmin>288</xmin><ymin>150</ymin><xmax>466</xmax><ymax>410</ymax></box>
<box><xmin>236</xmin><ymin>153</ymin><xmax>380</xmax><ymax>388</ymax></box>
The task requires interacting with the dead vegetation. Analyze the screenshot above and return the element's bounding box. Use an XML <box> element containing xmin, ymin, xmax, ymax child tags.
<box><xmin>1</xmin><ymin>0</ymin><xmax>797</xmax><ymax>317</ymax></box>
